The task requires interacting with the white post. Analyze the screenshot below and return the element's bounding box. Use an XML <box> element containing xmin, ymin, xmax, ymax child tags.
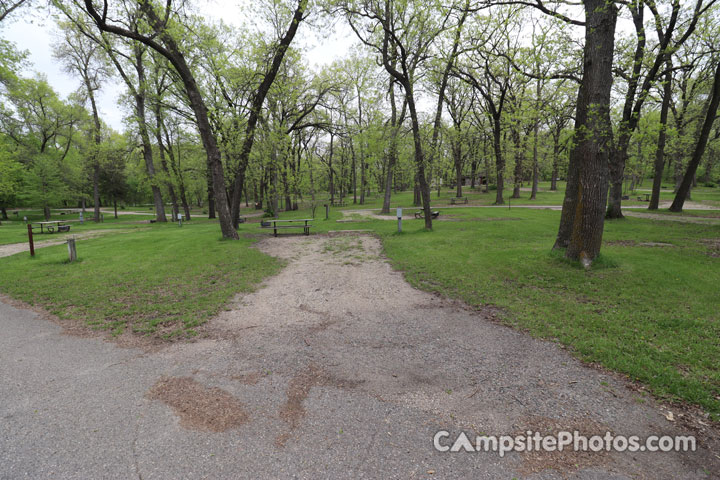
<box><xmin>397</xmin><ymin>207</ymin><xmax>402</xmax><ymax>233</ymax></box>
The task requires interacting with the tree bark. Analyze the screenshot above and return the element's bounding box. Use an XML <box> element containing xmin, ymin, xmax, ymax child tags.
<box><xmin>670</xmin><ymin>59</ymin><xmax>720</xmax><ymax>212</ymax></box>
<box><xmin>492</xmin><ymin>113</ymin><xmax>505</xmax><ymax>204</ymax></box>
<box><xmin>649</xmin><ymin>64</ymin><xmax>673</xmax><ymax>210</ymax></box>
<box><xmin>554</xmin><ymin>0</ymin><xmax>617</xmax><ymax>265</ymax></box>
<box><xmin>132</xmin><ymin>48</ymin><xmax>167</xmax><ymax>223</ymax></box>
<box><xmin>154</xmin><ymin>104</ymin><xmax>179</xmax><ymax>221</ymax></box>
<box><xmin>381</xmin><ymin>81</ymin><xmax>403</xmax><ymax>214</ymax></box>
<box><xmin>511</xmin><ymin>127</ymin><xmax>523</xmax><ymax>198</ymax></box>
<box><xmin>85</xmin><ymin>79</ymin><xmax>102</xmax><ymax>223</ymax></box>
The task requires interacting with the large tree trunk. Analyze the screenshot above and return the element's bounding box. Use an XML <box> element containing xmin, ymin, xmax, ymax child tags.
<box><xmin>206</xmin><ymin>163</ymin><xmax>216</xmax><ymax>218</ymax></box>
<box><xmin>670</xmin><ymin>59</ymin><xmax>720</xmax><ymax>212</ymax></box>
<box><xmin>492</xmin><ymin>114</ymin><xmax>505</xmax><ymax>204</ymax></box>
<box><xmin>454</xmin><ymin>141</ymin><xmax>463</xmax><ymax>198</ymax></box>
<box><xmin>607</xmin><ymin>134</ymin><xmax>630</xmax><ymax>218</ymax></box>
<box><xmin>406</xmin><ymin>91</ymin><xmax>433</xmax><ymax>229</ymax></box>
<box><xmin>165</xmin><ymin>129</ymin><xmax>191</xmax><ymax>220</ymax></box>
<box><xmin>550</xmin><ymin>129</ymin><xmax>560</xmax><ymax>191</ymax></box>
<box><xmin>155</xmin><ymin>106</ymin><xmax>179</xmax><ymax>221</ymax></box>
<box><xmin>649</xmin><ymin>65</ymin><xmax>672</xmax><ymax>210</ymax></box>
<box><xmin>0</xmin><ymin>206</ymin><xmax>8</xmax><ymax>221</ymax></box>
<box><xmin>530</xmin><ymin>80</ymin><xmax>541</xmax><ymax>200</ymax></box>
<box><xmin>554</xmin><ymin>0</ymin><xmax>617</xmax><ymax>265</ymax></box>
<box><xmin>381</xmin><ymin>81</ymin><xmax>401</xmax><ymax>214</ymax></box>
<box><xmin>511</xmin><ymin>128</ymin><xmax>523</xmax><ymax>199</ymax></box>
<box><xmin>130</xmin><ymin>47</ymin><xmax>166</xmax><ymax>223</ymax></box>
<box><xmin>328</xmin><ymin>133</ymin><xmax>335</xmax><ymax>205</ymax></box>
<box><xmin>135</xmin><ymin>95</ymin><xmax>166</xmax><ymax>223</ymax></box>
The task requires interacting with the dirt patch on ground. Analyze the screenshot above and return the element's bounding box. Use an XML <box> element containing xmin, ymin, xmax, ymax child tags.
<box><xmin>624</xmin><ymin>211</ymin><xmax>720</xmax><ymax>225</ymax></box>
<box><xmin>700</xmin><ymin>238</ymin><xmax>720</xmax><ymax>257</ymax></box>
<box><xmin>513</xmin><ymin>415</ymin><xmax>611</xmax><ymax>476</ymax></box>
<box><xmin>436</xmin><ymin>216</ymin><xmax>522</xmax><ymax>222</ymax></box>
<box><xmin>276</xmin><ymin>363</ymin><xmax>362</xmax><ymax>447</ymax></box>
<box><xmin>146</xmin><ymin>376</ymin><xmax>248</xmax><ymax>432</ymax></box>
<box><xmin>605</xmin><ymin>240</ymin><xmax>676</xmax><ymax>247</ymax></box>
<box><xmin>0</xmin><ymin>228</ymin><xmax>140</xmax><ymax>258</ymax></box>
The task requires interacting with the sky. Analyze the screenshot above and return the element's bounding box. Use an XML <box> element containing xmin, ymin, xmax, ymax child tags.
<box><xmin>1</xmin><ymin>1</ymin><xmax>358</xmax><ymax>131</ymax></box>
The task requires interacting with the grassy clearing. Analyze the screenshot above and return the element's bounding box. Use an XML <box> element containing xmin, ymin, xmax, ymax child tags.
<box><xmin>2</xmin><ymin>187</ymin><xmax>719</xmax><ymax>416</ymax></box>
<box><xmin>0</xmin><ymin>222</ymin><xmax>280</xmax><ymax>338</ymax></box>
<box><xmin>0</xmin><ymin>209</ymin><xmax>156</xmax><ymax>245</ymax></box>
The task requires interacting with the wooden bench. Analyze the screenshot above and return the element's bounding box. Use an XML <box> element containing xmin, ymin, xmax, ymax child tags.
<box><xmin>415</xmin><ymin>210</ymin><xmax>440</xmax><ymax>219</ymax></box>
<box><xmin>450</xmin><ymin>197</ymin><xmax>468</xmax><ymax>205</ymax></box>
<box><xmin>260</xmin><ymin>219</ymin><xmax>313</xmax><ymax>237</ymax></box>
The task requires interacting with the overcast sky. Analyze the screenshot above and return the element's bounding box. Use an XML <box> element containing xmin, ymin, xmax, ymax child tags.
<box><xmin>1</xmin><ymin>2</ymin><xmax>357</xmax><ymax>131</ymax></box>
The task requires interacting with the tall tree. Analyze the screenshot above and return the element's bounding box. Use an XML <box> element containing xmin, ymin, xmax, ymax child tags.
<box><xmin>76</xmin><ymin>0</ymin><xmax>238</xmax><ymax>238</ymax></box>
<box><xmin>54</xmin><ymin>21</ymin><xmax>109</xmax><ymax>222</ymax></box>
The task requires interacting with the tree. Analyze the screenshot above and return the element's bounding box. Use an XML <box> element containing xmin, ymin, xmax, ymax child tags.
<box><xmin>606</xmin><ymin>0</ymin><xmax>716</xmax><ymax>219</ymax></box>
<box><xmin>455</xmin><ymin>9</ymin><xmax>516</xmax><ymax>205</ymax></box>
<box><xmin>670</xmin><ymin>56</ymin><xmax>720</xmax><ymax>211</ymax></box>
<box><xmin>75</xmin><ymin>0</ymin><xmax>239</xmax><ymax>238</ymax></box>
<box><xmin>551</xmin><ymin>0</ymin><xmax>618</xmax><ymax>265</ymax></box>
<box><xmin>340</xmin><ymin>0</ymin><xmax>458</xmax><ymax>229</ymax></box>
<box><xmin>54</xmin><ymin>21</ymin><xmax>109</xmax><ymax>222</ymax></box>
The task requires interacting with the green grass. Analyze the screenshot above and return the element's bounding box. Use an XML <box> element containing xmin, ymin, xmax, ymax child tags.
<box><xmin>365</xmin><ymin>208</ymin><xmax>720</xmax><ymax>417</ymax></box>
<box><xmin>2</xmin><ymin>193</ymin><xmax>720</xmax><ymax>417</ymax></box>
<box><xmin>0</xmin><ymin>222</ymin><xmax>281</xmax><ymax>338</ymax></box>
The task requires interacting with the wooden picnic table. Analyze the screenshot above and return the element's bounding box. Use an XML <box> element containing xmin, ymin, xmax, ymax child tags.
<box><xmin>32</xmin><ymin>221</ymin><xmax>70</xmax><ymax>234</ymax></box>
<box><xmin>260</xmin><ymin>218</ymin><xmax>313</xmax><ymax>237</ymax></box>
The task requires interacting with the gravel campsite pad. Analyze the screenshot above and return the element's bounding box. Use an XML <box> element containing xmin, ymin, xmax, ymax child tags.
<box><xmin>1</xmin><ymin>233</ymin><xmax>718</xmax><ymax>479</ymax></box>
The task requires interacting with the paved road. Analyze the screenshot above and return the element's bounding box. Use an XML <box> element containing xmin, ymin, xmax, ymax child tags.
<box><xmin>1</xmin><ymin>236</ymin><xmax>718</xmax><ymax>479</ymax></box>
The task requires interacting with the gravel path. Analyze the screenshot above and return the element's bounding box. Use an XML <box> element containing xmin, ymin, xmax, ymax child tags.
<box><xmin>623</xmin><ymin>211</ymin><xmax>720</xmax><ymax>225</ymax></box>
<box><xmin>1</xmin><ymin>234</ymin><xmax>718</xmax><ymax>479</ymax></box>
<box><xmin>0</xmin><ymin>229</ymin><xmax>136</xmax><ymax>258</ymax></box>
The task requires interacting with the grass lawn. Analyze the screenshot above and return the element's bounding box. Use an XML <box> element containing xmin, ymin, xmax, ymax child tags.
<box><xmin>0</xmin><ymin>222</ymin><xmax>281</xmax><ymax>338</ymax></box>
<box><xmin>1</xmin><ymin>191</ymin><xmax>719</xmax><ymax>417</ymax></box>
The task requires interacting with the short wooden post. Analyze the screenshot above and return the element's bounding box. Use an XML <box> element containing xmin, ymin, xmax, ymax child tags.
<box><xmin>27</xmin><ymin>224</ymin><xmax>35</xmax><ymax>257</ymax></box>
<box><xmin>67</xmin><ymin>238</ymin><xmax>77</xmax><ymax>262</ymax></box>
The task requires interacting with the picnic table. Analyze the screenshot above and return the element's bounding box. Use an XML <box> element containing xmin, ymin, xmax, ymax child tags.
<box><xmin>415</xmin><ymin>210</ymin><xmax>440</xmax><ymax>219</ymax></box>
<box><xmin>260</xmin><ymin>218</ymin><xmax>313</xmax><ymax>237</ymax></box>
<box><xmin>32</xmin><ymin>221</ymin><xmax>70</xmax><ymax>234</ymax></box>
<box><xmin>450</xmin><ymin>197</ymin><xmax>468</xmax><ymax>205</ymax></box>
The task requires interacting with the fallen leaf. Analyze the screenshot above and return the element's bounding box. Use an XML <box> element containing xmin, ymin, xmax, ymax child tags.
<box><xmin>664</xmin><ymin>411</ymin><xmax>675</xmax><ymax>422</ymax></box>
